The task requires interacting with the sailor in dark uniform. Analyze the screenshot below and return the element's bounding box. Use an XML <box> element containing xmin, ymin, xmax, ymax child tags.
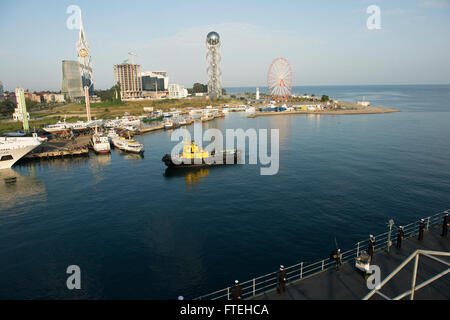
<box><xmin>330</xmin><ymin>249</ymin><xmax>342</xmax><ymax>270</ymax></box>
<box><xmin>396</xmin><ymin>226</ymin><xmax>404</xmax><ymax>248</ymax></box>
<box><xmin>277</xmin><ymin>265</ymin><xmax>287</xmax><ymax>294</ymax></box>
<box><xmin>442</xmin><ymin>212</ymin><xmax>448</xmax><ymax>237</ymax></box>
<box><xmin>418</xmin><ymin>219</ymin><xmax>425</xmax><ymax>241</ymax></box>
<box><xmin>232</xmin><ymin>280</ymin><xmax>242</xmax><ymax>300</ymax></box>
<box><xmin>368</xmin><ymin>235</ymin><xmax>375</xmax><ymax>263</ymax></box>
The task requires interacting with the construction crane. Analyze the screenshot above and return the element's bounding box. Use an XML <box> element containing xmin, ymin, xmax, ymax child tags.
<box><xmin>128</xmin><ymin>52</ymin><xmax>138</xmax><ymax>65</ymax></box>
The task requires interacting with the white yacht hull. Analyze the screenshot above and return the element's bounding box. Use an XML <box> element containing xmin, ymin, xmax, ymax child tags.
<box><xmin>112</xmin><ymin>139</ymin><xmax>144</xmax><ymax>154</ymax></box>
<box><xmin>0</xmin><ymin>141</ymin><xmax>41</xmax><ymax>169</ymax></box>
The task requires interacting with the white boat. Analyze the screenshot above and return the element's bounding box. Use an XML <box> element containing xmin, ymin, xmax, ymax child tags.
<box><xmin>164</xmin><ymin>120</ymin><xmax>174</xmax><ymax>130</ymax></box>
<box><xmin>0</xmin><ymin>134</ymin><xmax>42</xmax><ymax>169</ymax></box>
<box><xmin>107</xmin><ymin>129</ymin><xmax>120</xmax><ymax>143</ymax></box>
<box><xmin>245</xmin><ymin>107</ymin><xmax>256</xmax><ymax>113</ymax></box>
<box><xmin>43</xmin><ymin>121</ymin><xmax>70</xmax><ymax>134</ymax></box>
<box><xmin>201</xmin><ymin>113</ymin><xmax>214</xmax><ymax>122</ymax></box>
<box><xmin>104</xmin><ymin>119</ymin><xmax>121</xmax><ymax>129</ymax></box>
<box><xmin>120</xmin><ymin>116</ymin><xmax>141</xmax><ymax>128</ymax></box>
<box><xmin>112</xmin><ymin>137</ymin><xmax>144</xmax><ymax>154</ymax></box>
<box><xmin>68</xmin><ymin>121</ymin><xmax>89</xmax><ymax>132</ymax></box>
<box><xmin>122</xmin><ymin>124</ymin><xmax>139</xmax><ymax>132</ymax></box>
<box><xmin>90</xmin><ymin>127</ymin><xmax>111</xmax><ymax>154</ymax></box>
<box><xmin>179</xmin><ymin>119</ymin><xmax>187</xmax><ymax>126</ymax></box>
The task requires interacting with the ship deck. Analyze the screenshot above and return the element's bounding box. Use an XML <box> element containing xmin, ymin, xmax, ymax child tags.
<box><xmin>254</xmin><ymin>227</ymin><xmax>449</xmax><ymax>300</ymax></box>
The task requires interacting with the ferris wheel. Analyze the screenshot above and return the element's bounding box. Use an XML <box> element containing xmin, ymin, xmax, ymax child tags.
<box><xmin>267</xmin><ymin>58</ymin><xmax>293</xmax><ymax>103</ymax></box>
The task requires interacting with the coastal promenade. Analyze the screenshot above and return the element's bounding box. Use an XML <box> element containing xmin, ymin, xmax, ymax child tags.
<box><xmin>256</xmin><ymin>227</ymin><xmax>449</xmax><ymax>300</ymax></box>
<box><xmin>249</xmin><ymin>106</ymin><xmax>400</xmax><ymax>118</ymax></box>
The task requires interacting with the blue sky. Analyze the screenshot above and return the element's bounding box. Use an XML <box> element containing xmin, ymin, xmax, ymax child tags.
<box><xmin>0</xmin><ymin>0</ymin><xmax>449</xmax><ymax>91</ymax></box>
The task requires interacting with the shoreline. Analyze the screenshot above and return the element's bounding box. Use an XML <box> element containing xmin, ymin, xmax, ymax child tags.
<box><xmin>248</xmin><ymin>106</ymin><xmax>400</xmax><ymax>118</ymax></box>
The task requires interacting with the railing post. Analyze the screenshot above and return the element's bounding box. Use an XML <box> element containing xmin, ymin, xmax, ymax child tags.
<box><xmin>426</xmin><ymin>217</ymin><xmax>430</xmax><ymax>231</ymax></box>
<box><xmin>227</xmin><ymin>287</ymin><xmax>230</xmax><ymax>301</ymax></box>
<box><xmin>300</xmin><ymin>262</ymin><xmax>303</xmax><ymax>279</ymax></box>
<box><xmin>410</xmin><ymin>254</ymin><xmax>420</xmax><ymax>300</ymax></box>
<box><xmin>356</xmin><ymin>242</ymin><xmax>360</xmax><ymax>258</ymax></box>
<box><xmin>387</xmin><ymin>219</ymin><xmax>394</xmax><ymax>253</ymax></box>
<box><xmin>253</xmin><ymin>278</ymin><xmax>255</xmax><ymax>297</ymax></box>
<box><xmin>321</xmin><ymin>260</ymin><xmax>324</xmax><ymax>271</ymax></box>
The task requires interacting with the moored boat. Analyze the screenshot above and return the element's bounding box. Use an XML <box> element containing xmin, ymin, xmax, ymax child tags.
<box><xmin>162</xmin><ymin>140</ymin><xmax>239</xmax><ymax>168</ymax></box>
<box><xmin>0</xmin><ymin>133</ymin><xmax>42</xmax><ymax>169</ymax></box>
<box><xmin>90</xmin><ymin>127</ymin><xmax>111</xmax><ymax>154</ymax></box>
<box><xmin>112</xmin><ymin>137</ymin><xmax>144</xmax><ymax>154</ymax></box>
<box><xmin>43</xmin><ymin>121</ymin><xmax>70</xmax><ymax>134</ymax></box>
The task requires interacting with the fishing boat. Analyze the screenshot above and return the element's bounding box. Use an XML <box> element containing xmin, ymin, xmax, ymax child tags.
<box><xmin>90</xmin><ymin>127</ymin><xmax>111</xmax><ymax>154</ymax></box>
<box><xmin>162</xmin><ymin>140</ymin><xmax>239</xmax><ymax>168</ymax></box>
<box><xmin>112</xmin><ymin>137</ymin><xmax>144</xmax><ymax>154</ymax></box>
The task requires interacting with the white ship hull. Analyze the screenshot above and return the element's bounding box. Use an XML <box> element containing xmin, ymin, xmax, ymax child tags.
<box><xmin>0</xmin><ymin>137</ymin><xmax>41</xmax><ymax>169</ymax></box>
<box><xmin>112</xmin><ymin>138</ymin><xmax>144</xmax><ymax>154</ymax></box>
<box><xmin>93</xmin><ymin>142</ymin><xmax>111</xmax><ymax>154</ymax></box>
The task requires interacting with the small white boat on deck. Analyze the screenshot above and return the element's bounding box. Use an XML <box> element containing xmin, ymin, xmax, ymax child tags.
<box><xmin>43</xmin><ymin>121</ymin><xmax>70</xmax><ymax>134</ymax></box>
<box><xmin>69</xmin><ymin>121</ymin><xmax>89</xmax><ymax>132</ymax></box>
<box><xmin>120</xmin><ymin>116</ymin><xmax>141</xmax><ymax>128</ymax></box>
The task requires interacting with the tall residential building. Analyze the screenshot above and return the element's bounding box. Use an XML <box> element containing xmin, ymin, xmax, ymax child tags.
<box><xmin>114</xmin><ymin>63</ymin><xmax>142</xmax><ymax>100</ymax></box>
<box><xmin>61</xmin><ymin>60</ymin><xmax>84</xmax><ymax>100</ymax></box>
<box><xmin>0</xmin><ymin>81</ymin><xmax>4</xmax><ymax>101</ymax></box>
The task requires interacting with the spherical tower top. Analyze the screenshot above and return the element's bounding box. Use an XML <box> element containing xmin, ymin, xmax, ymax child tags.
<box><xmin>206</xmin><ymin>31</ymin><xmax>220</xmax><ymax>45</ymax></box>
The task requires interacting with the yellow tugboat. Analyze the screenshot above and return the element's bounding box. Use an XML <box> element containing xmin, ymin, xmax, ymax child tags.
<box><xmin>162</xmin><ymin>140</ymin><xmax>239</xmax><ymax>168</ymax></box>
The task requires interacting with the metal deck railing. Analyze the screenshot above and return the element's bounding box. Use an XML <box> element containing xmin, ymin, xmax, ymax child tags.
<box><xmin>194</xmin><ymin>209</ymin><xmax>448</xmax><ymax>300</ymax></box>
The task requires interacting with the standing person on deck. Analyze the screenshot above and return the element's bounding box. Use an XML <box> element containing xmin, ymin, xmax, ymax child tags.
<box><xmin>331</xmin><ymin>249</ymin><xmax>342</xmax><ymax>270</ymax></box>
<box><xmin>277</xmin><ymin>265</ymin><xmax>287</xmax><ymax>294</ymax></box>
<box><xmin>368</xmin><ymin>235</ymin><xmax>376</xmax><ymax>263</ymax></box>
<box><xmin>442</xmin><ymin>212</ymin><xmax>448</xmax><ymax>237</ymax></box>
<box><xmin>396</xmin><ymin>226</ymin><xmax>404</xmax><ymax>248</ymax></box>
<box><xmin>232</xmin><ymin>280</ymin><xmax>242</xmax><ymax>300</ymax></box>
<box><xmin>418</xmin><ymin>219</ymin><xmax>425</xmax><ymax>241</ymax></box>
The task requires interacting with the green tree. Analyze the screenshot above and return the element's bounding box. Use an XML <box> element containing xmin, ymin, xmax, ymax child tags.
<box><xmin>321</xmin><ymin>95</ymin><xmax>329</xmax><ymax>102</ymax></box>
<box><xmin>0</xmin><ymin>100</ymin><xmax>15</xmax><ymax>117</ymax></box>
<box><xmin>191</xmin><ymin>83</ymin><xmax>208</xmax><ymax>93</ymax></box>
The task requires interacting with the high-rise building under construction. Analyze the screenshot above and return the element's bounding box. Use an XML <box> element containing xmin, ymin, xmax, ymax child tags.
<box><xmin>114</xmin><ymin>63</ymin><xmax>143</xmax><ymax>100</ymax></box>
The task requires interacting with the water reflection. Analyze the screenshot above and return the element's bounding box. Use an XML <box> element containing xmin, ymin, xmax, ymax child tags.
<box><xmin>90</xmin><ymin>153</ymin><xmax>112</xmax><ymax>168</ymax></box>
<box><xmin>164</xmin><ymin>167</ymin><xmax>210</xmax><ymax>188</ymax></box>
<box><xmin>0</xmin><ymin>168</ymin><xmax>47</xmax><ymax>213</ymax></box>
<box><xmin>121</xmin><ymin>152</ymin><xmax>145</xmax><ymax>162</ymax></box>
<box><xmin>89</xmin><ymin>153</ymin><xmax>112</xmax><ymax>183</ymax></box>
<box><xmin>20</xmin><ymin>156</ymin><xmax>90</xmax><ymax>172</ymax></box>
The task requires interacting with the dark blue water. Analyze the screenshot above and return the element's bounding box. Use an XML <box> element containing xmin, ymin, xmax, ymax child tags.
<box><xmin>0</xmin><ymin>85</ymin><xmax>449</xmax><ymax>299</ymax></box>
